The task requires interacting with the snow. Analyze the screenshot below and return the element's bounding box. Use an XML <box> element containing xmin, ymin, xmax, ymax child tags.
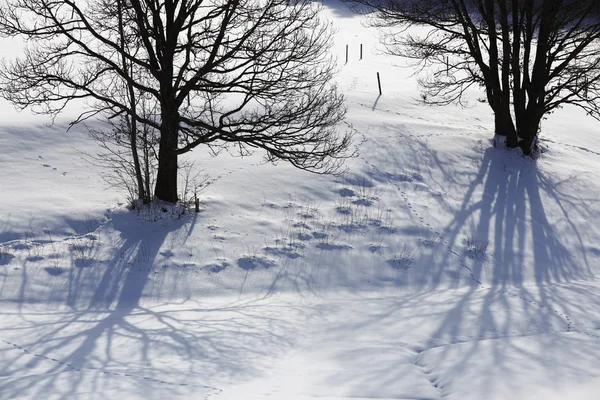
<box><xmin>2</xmin><ymin>0</ymin><xmax>600</xmax><ymax>398</ymax></box>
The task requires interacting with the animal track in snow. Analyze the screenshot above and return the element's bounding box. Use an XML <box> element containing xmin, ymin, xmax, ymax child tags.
<box><xmin>540</xmin><ymin>138</ymin><xmax>600</xmax><ymax>157</ymax></box>
<box><xmin>0</xmin><ymin>338</ymin><xmax>222</xmax><ymax>398</ymax></box>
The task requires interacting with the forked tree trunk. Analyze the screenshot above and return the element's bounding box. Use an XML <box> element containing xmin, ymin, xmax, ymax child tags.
<box><xmin>493</xmin><ymin>99</ymin><xmax>519</xmax><ymax>148</ymax></box>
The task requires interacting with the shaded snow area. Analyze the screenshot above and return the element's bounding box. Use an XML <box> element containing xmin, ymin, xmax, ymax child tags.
<box><xmin>2</xmin><ymin>1</ymin><xmax>600</xmax><ymax>399</ymax></box>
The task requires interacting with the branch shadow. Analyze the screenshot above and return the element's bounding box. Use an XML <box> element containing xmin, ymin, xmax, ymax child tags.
<box><xmin>0</xmin><ymin>297</ymin><xmax>303</xmax><ymax>399</ymax></box>
<box><xmin>333</xmin><ymin>120</ymin><xmax>600</xmax><ymax>392</ymax></box>
<box><xmin>442</xmin><ymin>145</ymin><xmax>593</xmax><ymax>286</ymax></box>
<box><xmin>0</xmin><ymin>207</ymin><xmax>313</xmax><ymax>399</ymax></box>
<box><xmin>0</xmin><ymin>208</ymin><xmax>268</xmax><ymax>398</ymax></box>
<box><xmin>373</xmin><ymin>136</ymin><xmax>600</xmax><ymax>395</ymax></box>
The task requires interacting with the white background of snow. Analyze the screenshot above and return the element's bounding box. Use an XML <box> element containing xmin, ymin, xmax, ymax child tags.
<box><xmin>1</xmin><ymin>1</ymin><xmax>600</xmax><ymax>399</ymax></box>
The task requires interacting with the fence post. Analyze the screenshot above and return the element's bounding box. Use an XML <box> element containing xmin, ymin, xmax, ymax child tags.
<box><xmin>360</xmin><ymin>44</ymin><xmax>363</xmax><ymax>60</ymax></box>
<box><xmin>346</xmin><ymin>44</ymin><xmax>348</xmax><ymax>64</ymax></box>
<box><xmin>377</xmin><ymin>72</ymin><xmax>382</xmax><ymax>95</ymax></box>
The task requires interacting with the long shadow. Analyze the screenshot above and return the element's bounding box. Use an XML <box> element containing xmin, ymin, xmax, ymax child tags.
<box><xmin>0</xmin><ymin>297</ymin><xmax>303</xmax><ymax>399</ymax></box>
<box><xmin>372</xmin><ymin>94</ymin><xmax>382</xmax><ymax>111</ymax></box>
<box><xmin>2</xmin><ymin>119</ymin><xmax>600</xmax><ymax>397</ymax></box>
<box><xmin>368</xmin><ymin>127</ymin><xmax>596</xmax><ymax>289</ymax></box>
<box><xmin>441</xmin><ymin>145</ymin><xmax>588</xmax><ymax>286</ymax></box>
<box><xmin>304</xmin><ymin>135</ymin><xmax>600</xmax><ymax>396</ymax></box>
<box><xmin>0</xmin><ymin>206</ymin><xmax>314</xmax><ymax>399</ymax></box>
<box><xmin>403</xmin><ymin>140</ymin><xmax>600</xmax><ymax>395</ymax></box>
<box><xmin>0</xmin><ymin>208</ymin><xmax>216</xmax><ymax>397</ymax></box>
<box><xmin>350</xmin><ymin>121</ymin><xmax>600</xmax><ymax>367</ymax></box>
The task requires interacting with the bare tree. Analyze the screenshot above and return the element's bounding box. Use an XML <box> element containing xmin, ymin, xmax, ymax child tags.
<box><xmin>0</xmin><ymin>0</ymin><xmax>351</xmax><ymax>203</ymax></box>
<box><xmin>98</xmin><ymin>0</ymin><xmax>156</xmax><ymax>204</ymax></box>
<box><xmin>348</xmin><ymin>0</ymin><xmax>600</xmax><ymax>154</ymax></box>
<box><xmin>86</xmin><ymin>99</ymin><xmax>160</xmax><ymax>206</ymax></box>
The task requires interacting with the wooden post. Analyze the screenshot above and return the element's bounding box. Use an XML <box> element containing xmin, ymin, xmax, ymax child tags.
<box><xmin>346</xmin><ymin>44</ymin><xmax>348</xmax><ymax>64</ymax></box>
<box><xmin>194</xmin><ymin>191</ymin><xmax>200</xmax><ymax>213</ymax></box>
<box><xmin>377</xmin><ymin>72</ymin><xmax>382</xmax><ymax>95</ymax></box>
<box><xmin>360</xmin><ymin>44</ymin><xmax>363</xmax><ymax>60</ymax></box>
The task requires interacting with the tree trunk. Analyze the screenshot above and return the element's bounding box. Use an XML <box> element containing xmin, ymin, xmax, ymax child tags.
<box><xmin>494</xmin><ymin>101</ymin><xmax>519</xmax><ymax>148</ymax></box>
<box><xmin>129</xmin><ymin>114</ymin><xmax>146</xmax><ymax>202</ymax></box>
<box><xmin>154</xmin><ymin>112</ymin><xmax>179</xmax><ymax>203</ymax></box>
<box><xmin>517</xmin><ymin>116</ymin><xmax>541</xmax><ymax>155</ymax></box>
<box><xmin>143</xmin><ymin>125</ymin><xmax>152</xmax><ymax>204</ymax></box>
<box><xmin>519</xmin><ymin>136</ymin><xmax>535</xmax><ymax>155</ymax></box>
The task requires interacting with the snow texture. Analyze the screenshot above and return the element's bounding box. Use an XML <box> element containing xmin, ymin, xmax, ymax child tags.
<box><xmin>1</xmin><ymin>1</ymin><xmax>600</xmax><ymax>399</ymax></box>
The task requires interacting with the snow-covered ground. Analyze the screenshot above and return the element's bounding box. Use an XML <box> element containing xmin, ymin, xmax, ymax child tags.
<box><xmin>2</xmin><ymin>1</ymin><xmax>600</xmax><ymax>399</ymax></box>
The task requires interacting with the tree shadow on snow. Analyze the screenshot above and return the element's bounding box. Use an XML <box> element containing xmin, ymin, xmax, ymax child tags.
<box><xmin>376</xmin><ymin>136</ymin><xmax>600</xmax><ymax>397</ymax></box>
<box><xmin>0</xmin><ymin>298</ymin><xmax>302</xmax><ymax>399</ymax></box>
<box><xmin>0</xmin><ymin>207</ymin><xmax>306</xmax><ymax>399</ymax></box>
<box><xmin>447</xmin><ymin>145</ymin><xmax>594</xmax><ymax>286</ymax></box>
<box><xmin>374</xmin><ymin>129</ymin><xmax>599</xmax><ymax>289</ymax></box>
<box><xmin>343</xmin><ymin>125</ymin><xmax>600</xmax><ymax>394</ymax></box>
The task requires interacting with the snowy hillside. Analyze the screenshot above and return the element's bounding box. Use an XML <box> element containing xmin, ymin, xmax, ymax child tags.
<box><xmin>1</xmin><ymin>1</ymin><xmax>600</xmax><ymax>399</ymax></box>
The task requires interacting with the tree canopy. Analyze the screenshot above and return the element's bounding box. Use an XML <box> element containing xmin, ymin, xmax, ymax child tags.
<box><xmin>0</xmin><ymin>0</ymin><xmax>351</xmax><ymax>202</ymax></box>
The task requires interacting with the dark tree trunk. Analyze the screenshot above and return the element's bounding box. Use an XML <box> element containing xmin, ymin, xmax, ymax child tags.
<box><xmin>143</xmin><ymin>125</ymin><xmax>152</xmax><ymax>204</ymax></box>
<box><xmin>129</xmin><ymin>114</ymin><xmax>146</xmax><ymax>201</ymax></box>
<box><xmin>517</xmin><ymin>114</ymin><xmax>541</xmax><ymax>155</ymax></box>
<box><xmin>154</xmin><ymin>111</ymin><xmax>179</xmax><ymax>203</ymax></box>
<box><xmin>519</xmin><ymin>135</ymin><xmax>535</xmax><ymax>155</ymax></box>
<box><xmin>153</xmin><ymin>29</ymin><xmax>179</xmax><ymax>204</ymax></box>
<box><xmin>515</xmin><ymin>1</ymin><xmax>553</xmax><ymax>156</ymax></box>
<box><xmin>493</xmin><ymin>100</ymin><xmax>519</xmax><ymax>148</ymax></box>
